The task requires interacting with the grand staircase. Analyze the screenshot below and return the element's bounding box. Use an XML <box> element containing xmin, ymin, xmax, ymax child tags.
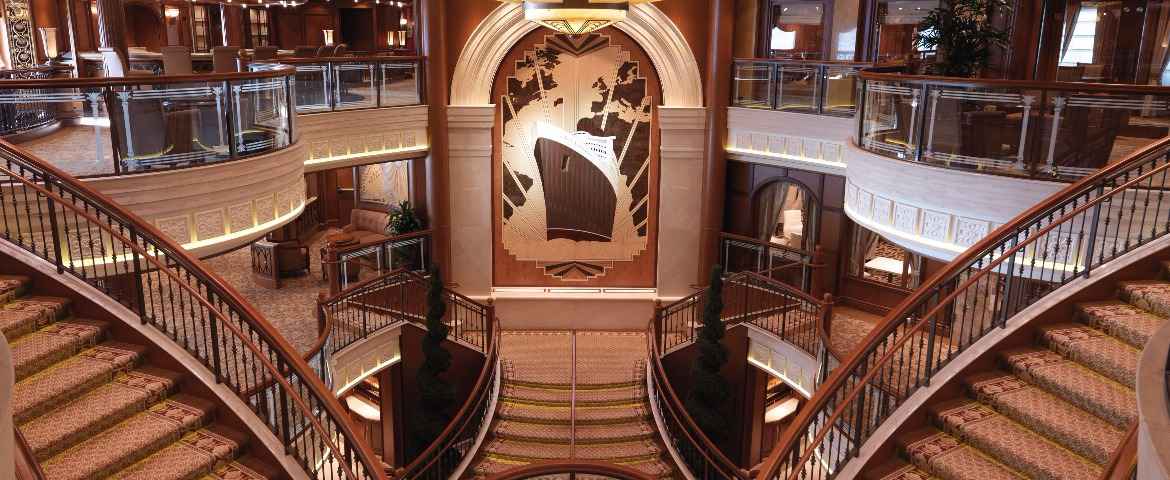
<box><xmin>869</xmin><ymin>269</ymin><xmax>1170</xmax><ymax>480</ymax></box>
<box><xmin>2</xmin><ymin>273</ymin><xmax>280</xmax><ymax>480</ymax></box>
<box><xmin>472</xmin><ymin>331</ymin><xmax>674</xmax><ymax>477</ymax></box>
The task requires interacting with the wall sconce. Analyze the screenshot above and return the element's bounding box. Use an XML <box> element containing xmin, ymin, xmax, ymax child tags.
<box><xmin>89</xmin><ymin>3</ymin><xmax>98</xmax><ymax>15</ymax></box>
<box><xmin>164</xmin><ymin>6</ymin><xmax>181</xmax><ymax>19</ymax></box>
<box><xmin>397</xmin><ymin>30</ymin><xmax>406</xmax><ymax>46</ymax></box>
<box><xmin>322</xmin><ymin>29</ymin><xmax>334</xmax><ymax>46</ymax></box>
<box><xmin>37</xmin><ymin>27</ymin><xmax>58</xmax><ymax>62</ymax></box>
<box><xmin>386</xmin><ymin>31</ymin><xmax>395</xmax><ymax>47</ymax></box>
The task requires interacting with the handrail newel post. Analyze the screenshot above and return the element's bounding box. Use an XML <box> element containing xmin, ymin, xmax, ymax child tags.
<box><xmin>129</xmin><ymin>225</ymin><xmax>146</xmax><ymax>320</ymax></box>
<box><xmin>43</xmin><ymin>174</ymin><xmax>64</xmax><ymax>274</ymax></box>
<box><xmin>922</xmin><ymin>312</ymin><xmax>937</xmax><ymax>385</ymax></box>
<box><xmin>1084</xmin><ymin>187</ymin><xmax>1104</xmax><ymax>277</ymax></box>
<box><xmin>277</xmin><ymin>385</ymin><xmax>292</xmax><ymax>454</ymax></box>
<box><xmin>208</xmin><ymin>311</ymin><xmax>223</xmax><ymax>383</ymax></box>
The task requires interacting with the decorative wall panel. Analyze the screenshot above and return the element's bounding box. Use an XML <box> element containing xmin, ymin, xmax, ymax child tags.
<box><xmin>357</xmin><ymin>160</ymin><xmax>410</xmax><ymax>207</ymax></box>
<box><xmin>3</xmin><ymin>0</ymin><xmax>36</xmax><ymax>68</ymax></box>
<box><xmin>493</xmin><ymin>30</ymin><xmax>660</xmax><ymax>286</ymax></box>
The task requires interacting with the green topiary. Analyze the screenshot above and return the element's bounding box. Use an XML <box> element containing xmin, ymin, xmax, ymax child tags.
<box><xmin>413</xmin><ymin>265</ymin><xmax>454</xmax><ymax>450</ymax></box>
<box><xmin>387</xmin><ymin>200</ymin><xmax>424</xmax><ymax>235</ymax></box>
<box><xmin>685</xmin><ymin>265</ymin><xmax>731</xmax><ymax>442</ymax></box>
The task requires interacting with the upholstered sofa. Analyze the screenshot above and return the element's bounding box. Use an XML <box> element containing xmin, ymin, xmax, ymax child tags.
<box><xmin>342</xmin><ymin>208</ymin><xmax>391</xmax><ymax>244</ymax></box>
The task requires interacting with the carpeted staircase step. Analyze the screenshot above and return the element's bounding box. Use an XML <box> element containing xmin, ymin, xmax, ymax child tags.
<box><xmin>20</xmin><ymin>367</ymin><xmax>182</xmax><ymax>460</ymax></box>
<box><xmin>472</xmin><ymin>457</ymin><xmax>521</xmax><ymax>476</ymax></box>
<box><xmin>964</xmin><ymin>372</ymin><xmax>1124</xmax><ymax>464</ymax></box>
<box><xmin>499</xmin><ymin>402</ymin><xmax>648</xmax><ymax>424</ymax></box>
<box><xmin>574</xmin><ymin>441</ymin><xmax>661</xmax><ymax>461</ymax></box>
<box><xmin>1038</xmin><ymin>323</ymin><xmax>1139</xmax><ymax>388</ymax></box>
<box><xmin>897</xmin><ymin>428</ymin><xmax>1022</xmax><ymax>480</ymax></box>
<box><xmin>12</xmin><ymin>341</ymin><xmax>145</xmax><ymax>423</ymax></box>
<box><xmin>41</xmin><ymin>395</ymin><xmax>216</xmax><ymax>480</ymax></box>
<box><xmin>202</xmin><ymin>456</ymin><xmax>280</xmax><ymax>480</ymax></box>
<box><xmin>864</xmin><ymin>458</ymin><xmax>939</xmax><ymax>480</ymax></box>
<box><xmin>574</xmin><ymin>422</ymin><xmax>656</xmax><ymax>442</ymax></box>
<box><xmin>1000</xmin><ymin>348</ymin><xmax>1135</xmax><ymax>428</ymax></box>
<box><xmin>503</xmin><ymin>382</ymin><xmax>641</xmax><ymax>403</ymax></box>
<box><xmin>493</xmin><ymin>419</ymin><xmax>571</xmax><ymax>442</ymax></box>
<box><xmin>11</xmin><ymin>319</ymin><xmax>106</xmax><ymax>380</ymax></box>
<box><xmin>0</xmin><ymin>296</ymin><xmax>70</xmax><ymax>340</ymax></box>
<box><xmin>0</xmin><ymin>274</ymin><xmax>29</xmax><ymax>303</ymax></box>
<box><xmin>483</xmin><ymin>438</ymin><xmax>660</xmax><ymax>463</ymax></box>
<box><xmin>1077</xmin><ymin>301</ymin><xmax>1168</xmax><ymax>348</ymax></box>
<box><xmin>930</xmin><ymin>399</ymin><xmax>1100</xmax><ymax>480</ymax></box>
<box><xmin>627</xmin><ymin>459</ymin><xmax>675</xmax><ymax>478</ymax></box>
<box><xmin>111</xmin><ymin>425</ymin><xmax>248</xmax><ymax>479</ymax></box>
<box><xmin>1119</xmin><ymin>280</ymin><xmax>1170</xmax><ymax>317</ymax></box>
<box><xmin>483</xmin><ymin>439</ymin><xmax>571</xmax><ymax>460</ymax></box>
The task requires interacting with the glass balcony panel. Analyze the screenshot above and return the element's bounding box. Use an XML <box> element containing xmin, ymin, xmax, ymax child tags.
<box><xmin>776</xmin><ymin>64</ymin><xmax>819</xmax><ymax>112</ymax></box>
<box><xmin>293</xmin><ymin>63</ymin><xmax>331</xmax><ymax>113</ymax></box>
<box><xmin>1038</xmin><ymin>91</ymin><xmax>1170</xmax><ymax>180</ymax></box>
<box><xmin>732</xmin><ymin>61</ymin><xmax>775</xmax><ymax>108</ymax></box>
<box><xmin>231</xmin><ymin>76</ymin><xmax>291</xmax><ymax>157</ymax></box>
<box><xmin>823</xmin><ymin>66</ymin><xmax>860</xmax><ymax>117</ymax></box>
<box><xmin>860</xmin><ymin>80</ymin><xmax>920</xmax><ymax>160</ymax></box>
<box><xmin>4</xmin><ymin>85</ymin><xmax>118</xmax><ymax>177</ymax></box>
<box><xmin>920</xmin><ymin>85</ymin><xmax>1035</xmax><ymax>176</ymax></box>
<box><xmin>109</xmin><ymin>82</ymin><xmax>232</xmax><ymax>174</ymax></box>
<box><xmin>379</xmin><ymin>61</ymin><xmax>420</xmax><ymax>107</ymax></box>
<box><xmin>333</xmin><ymin>62</ymin><xmax>377</xmax><ymax>110</ymax></box>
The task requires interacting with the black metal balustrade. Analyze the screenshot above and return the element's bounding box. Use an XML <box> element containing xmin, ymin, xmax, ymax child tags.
<box><xmin>315</xmin><ymin>269</ymin><xmax>497</xmax><ymax>480</ymax></box>
<box><xmin>0</xmin><ymin>139</ymin><xmax>385</xmax><ymax>479</ymax></box>
<box><xmin>251</xmin><ymin>56</ymin><xmax>423</xmax><ymax>113</ymax></box>
<box><xmin>757</xmin><ymin>136</ymin><xmax>1170</xmax><ymax>479</ymax></box>
<box><xmin>858</xmin><ymin>68</ymin><xmax>1170</xmax><ymax>180</ymax></box>
<box><xmin>718</xmin><ymin>232</ymin><xmax>818</xmax><ymax>292</ymax></box>
<box><xmin>0</xmin><ymin>65</ymin><xmax>72</xmax><ymax>137</ymax></box>
<box><xmin>731</xmin><ymin>59</ymin><xmax>872</xmax><ymax>117</ymax></box>
<box><xmin>323</xmin><ymin>230</ymin><xmax>433</xmax><ymax>294</ymax></box>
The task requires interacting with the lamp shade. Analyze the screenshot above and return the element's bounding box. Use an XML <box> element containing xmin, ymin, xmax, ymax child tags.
<box><xmin>499</xmin><ymin>0</ymin><xmax>660</xmax><ymax>35</ymax></box>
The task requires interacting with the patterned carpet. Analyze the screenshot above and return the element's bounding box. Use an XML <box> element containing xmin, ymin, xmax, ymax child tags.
<box><xmin>2</xmin><ymin>272</ymin><xmax>277</xmax><ymax>479</ymax></box>
<box><xmin>17</xmin><ymin>125</ymin><xmax>116</xmax><ymax>177</ymax></box>
<box><xmin>870</xmin><ymin>265</ymin><xmax>1169</xmax><ymax>480</ymax></box>
<box><xmin>473</xmin><ymin>331</ymin><xmax>674</xmax><ymax>478</ymax></box>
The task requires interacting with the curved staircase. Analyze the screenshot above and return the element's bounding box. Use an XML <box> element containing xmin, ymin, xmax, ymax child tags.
<box><xmin>472</xmin><ymin>331</ymin><xmax>674</xmax><ymax>478</ymax></box>
<box><xmin>870</xmin><ymin>271</ymin><xmax>1170</xmax><ymax>480</ymax></box>
<box><xmin>2</xmin><ymin>273</ymin><xmax>278</xmax><ymax>480</ymax></box>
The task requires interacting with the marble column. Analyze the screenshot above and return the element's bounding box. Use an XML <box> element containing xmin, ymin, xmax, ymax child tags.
<box><xmin>657</xmin><ymin>106</ymin><xmax>708</xmax><ymax>299</ymax></box>
<box><xmin>445</xmin><ymin>105</ymin><xmax>495</xmax><ymax>297</ymax></box>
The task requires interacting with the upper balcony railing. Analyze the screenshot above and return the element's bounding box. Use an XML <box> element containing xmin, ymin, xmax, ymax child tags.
<box><xmin>251</xmin><ymin>56</ymin><xmax>423</xmax><ymax>113</ymax></box>
<box><xmin>758</xmin><ymin>132</ymin><xmax>1170</xmax><ymax>479</ymax></box>
<box><xmin>0</xmin><ymin>66</ymin><xmax>295</xmax><ymax>178</ymax></box>
<box><xmin>858</xmin><ymin>67</ymin><xmax>1170</xmax><ymax>180</ymax></box>
<box><xmin>731</xmin><ymin>59</ymin><xmax>873</xmax><ymax>117</ymax></box>
<box><xmin>0</xmin><ymin>65</ymin><xmax>72</xmax><ymax>138</ymax></box>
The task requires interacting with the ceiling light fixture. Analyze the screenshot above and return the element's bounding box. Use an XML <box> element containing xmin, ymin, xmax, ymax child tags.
<box><xmin>499</xmin><ymin>0</ymin><xmax>661</xmax><ymax>35</ymax></box>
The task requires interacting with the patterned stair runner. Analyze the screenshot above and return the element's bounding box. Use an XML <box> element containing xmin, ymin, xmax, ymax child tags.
<box><xmin>870</xmin><ymin>263</ymin><xmax>1170</xmax><ymax>480</ymax></box>
<box><xmin>472</xmin><ymin>331</ymin><xmax>676</xmax><ymax>478</ymax></box>
<box><xmin>2</xmin><ymin>274</ymin><xmax>280</xmax><ymax>480</ymax></box>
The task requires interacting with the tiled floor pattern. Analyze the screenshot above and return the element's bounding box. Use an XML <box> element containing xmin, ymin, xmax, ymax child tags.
<box><xmin>473</xmin><ymin>331</ymin><xmax>675</xmax><ymax>478</ymax></box>
<box><xmin>869</xmin><ymin>265</ymin><xmax>1170</xmax><ymax>480</ymax></box>
<box><xmin>3</xmin><ymin>273</ymin><xmax>279</xmax><ymax>479</ymax></box>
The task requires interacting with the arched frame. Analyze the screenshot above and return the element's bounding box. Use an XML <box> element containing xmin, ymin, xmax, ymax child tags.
<box><xmin>450</xmin><ymin>2</ymin><xmax>703</xmax><ymax>108</ymax></box>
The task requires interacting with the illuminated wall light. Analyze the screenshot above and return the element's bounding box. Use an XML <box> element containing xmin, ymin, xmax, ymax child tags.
<box><xmin>164</xmin><ymin>6</ymin><xmax>180</xmax><ymax>18</ymax></box>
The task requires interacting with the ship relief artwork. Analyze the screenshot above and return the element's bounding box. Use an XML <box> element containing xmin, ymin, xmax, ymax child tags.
<box><xmin>494</xmin><ymin>31</ymin><xmax>660</xmax><ymax>286</ymax></box>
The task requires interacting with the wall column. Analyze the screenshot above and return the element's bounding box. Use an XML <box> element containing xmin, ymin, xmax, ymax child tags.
<box><xmin>419</xmin><ymin>0</ymin><xmax>452</xmax><ymax>281</ymax></box>
<box><xmin>446</xmin><ymin>106</ymin><xmax>495</xmax><ymax>297</ymax></box>
<box><xmin>93</xmin><ymin>0</ymin><xmax>129</xmax><ymax>69</ymax></box>
<box><xmin>657</xmin><ymin>107</ymin><xmax>707</xmax><ymax>299</ymax></box>
<box><xmin>698</xmin><ymin>0</ymin><xmax>734</xmax><ymax>283</ymax></box>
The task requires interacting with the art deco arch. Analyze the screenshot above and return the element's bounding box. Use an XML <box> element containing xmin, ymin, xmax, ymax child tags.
<box><xmin>450</xmin><ymin>2</ymin><xmax>703</xmax><ymax>108</ymax></box>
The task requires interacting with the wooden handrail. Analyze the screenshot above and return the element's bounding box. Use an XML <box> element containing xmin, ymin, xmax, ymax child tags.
<box><xmin>719</xmin><ymin>232</ymin><xmax>815</xmax><ymax>259</ymax></box>
<box><xmin>733</xmin><ymin>58</ymin><xmax>876</xmax><ymax>67</ymax></box>
<box><xmin>479</xmin><ymin>460</ymin><xmax>655</xmax><ymax>480</ymax></box>
<box><xmin>758</xmin><ymin>135</ymin><xmax>1170</xmax><ymax>480</ymax></box>
<box><xmin>0</xmin><ymin>64</ymin><xmax>295</xmax><ymax>89</ymax></box>
<box><xmin>261</xmin><ymin>55</ymin><xmax>425</xmax><ymax>64</ymax></box>
<box><xmin>0</xmin><ymin>139</ymin><xmax>386</xmax><ymax>480</ymax></box>
<box><xmin>1100</xmin><ymin>423</ymin><xmax>1139</xmax><ymax>480</ymax></box>
<box><xmin>647</xmin><ymin>325</ymin><xmax>749</xmax><ymax>480</ymax></box>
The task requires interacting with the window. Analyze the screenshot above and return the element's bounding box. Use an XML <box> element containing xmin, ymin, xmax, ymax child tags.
<box><xmin>1059</xmin><ymin>6</ymin><xmax>1098</xmax><ymax>67</ymax></box>
<box><xmin>248</xmin><ymin>8</ymin><xmax>270</xmax><ymax>48</ymax></box>
<box><xmin>755</xmin><ymin>181</ymin><xmax>816</xmax><ymax>251</ymax></box>
<box><xmin>848</xmin><ymin>225</ymin><xmax>922</xmax><ymax>289</ymax></box>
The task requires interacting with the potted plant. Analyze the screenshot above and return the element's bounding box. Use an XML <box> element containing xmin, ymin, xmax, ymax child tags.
<box><xmin>386</xmin><ymin>201</ymin><xmax>426</xmax><ymax>270</ymax></box>
<box><xmin>915</xmin><ymin>0</ymin><xmax>1011</xmax><ymax>78</ymax></box>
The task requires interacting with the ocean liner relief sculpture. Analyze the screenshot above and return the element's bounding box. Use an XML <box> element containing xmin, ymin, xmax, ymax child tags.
<box><xmin>499</xmin><ymin>33</ymin><xmax>655</xmax><ymax>282</ymax></box>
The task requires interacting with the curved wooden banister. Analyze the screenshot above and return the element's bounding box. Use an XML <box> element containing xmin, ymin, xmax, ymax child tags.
<box><xmin>479</xmin><ymin>460</ymin><xmax>656</xmax><ymax>480</ymax></box>
<box><xmin>646</xmin><ymin>327</ymin><xmax>748</xmax><ymax>480</ymax></box>
<box><xmin>758</xmin><ymin>135</ymin><xmax>1170</xmax><ymax>480</ymax></box>
<box><xmin>0</xmin><ymin>139</ymin><xmax>386</xmax><ymax>480</ymax></box>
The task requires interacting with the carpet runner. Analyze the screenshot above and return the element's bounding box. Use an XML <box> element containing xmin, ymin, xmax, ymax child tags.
<box><xmin>471</xmin><ymin>331</ymin><xmax>675</xmax><ymax>478</ymax></box>
<box><xmin>869</xmin><ymin>264</ymin><xmax>1170</xmax><ymax>480</ymax></box>
<box><xmin>3</xmin><ymin>274</ymin><xmax>279</xmax><ymax>479</ymax></box>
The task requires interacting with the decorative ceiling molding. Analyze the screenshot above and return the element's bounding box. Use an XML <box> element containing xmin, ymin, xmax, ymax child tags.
<box><xmin>450</xmin><ymin>2</ymin><xmax>703</xmax><ymax>108</ymax></box>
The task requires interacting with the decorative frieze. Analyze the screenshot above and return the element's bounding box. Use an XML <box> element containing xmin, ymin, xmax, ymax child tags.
<box><xmin>846</xmin><ymin>179</ymin><xmax>997</xmax><ymax>255</ymax></box>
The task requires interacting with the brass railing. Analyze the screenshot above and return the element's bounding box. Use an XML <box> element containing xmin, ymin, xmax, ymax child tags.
<box><xmin>0</xmin><ymin>139</ymin><xmax>385</xmax><ymax>480</ymax></box>
<box><xmin>758</xmin><ymin>136</ymin><xmax>1170</xmax><ymax>480</ymax></box>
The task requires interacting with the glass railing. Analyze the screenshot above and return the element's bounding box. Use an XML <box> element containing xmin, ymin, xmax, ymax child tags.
<box><xmin>731</xmin><ymin>59</ymin><xmax>872</xmax><ymax>117</ymax></box>
<box><xmin>858</xmin><ymin>67</ymin><xmax>1170</xmax><ymax>180</ymax></box>
<box><xmin>0</xmin><ymin>66</ymin><xmax>295</xmax><ymax>178</ymax></box>
<box><xmin>0</xmin><ymin>65</ymin><xmax>72</xmax><ymax>137</ymax></box>
<box><xmin>251</xmin><ymin>56</ymin><xmax>423</xmax><ymax>113</ymax></box>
